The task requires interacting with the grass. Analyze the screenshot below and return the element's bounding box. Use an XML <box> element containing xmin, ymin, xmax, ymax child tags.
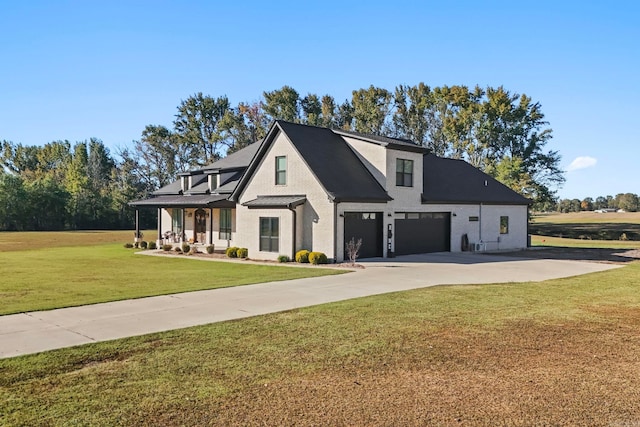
<box><xmin>531</xmin><ymin>211</ymin><xmax>640</xmax><ymax>241</ymax></box>
<box><xmin>531</xmin><ymin>234</ymin><xmax>640</xmax><ymax>249</ymax></box>
<box><xmin>2</xmin><ymin>262</ymin><xmax>640</xmax><ymax>425</ymax></box>
<box><xmin>0</xmin><ymin>229</ymin><xmax>155</xmax><ymax>252</ymax></box>
<box><xmin>0</xmin><ymin>231</ymin><xmax>345</xmax><ymax>315</ymax></box>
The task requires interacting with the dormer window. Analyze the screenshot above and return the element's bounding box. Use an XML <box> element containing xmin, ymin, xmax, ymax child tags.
<box><xmin>209</xmin><ymin>174</ymin><xmax>218</xmax><ymax>191</ymax></box>
<box><xmin>396</xmin><ymin>158</ymin><xmax>413</xmax><ymax>187</ymax></box>
<box><xmin>275</xmin><ymin>156</ymin><xmax>287</xmax><ymax>185</ymax></box>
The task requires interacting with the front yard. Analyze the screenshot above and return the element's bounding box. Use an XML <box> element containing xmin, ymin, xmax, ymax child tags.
<box><xmin>0</xmin><ymin>231</ymin><xmax>345</xmax><ymax>315</ymax></box>
<box><xmin>2</xmin><ymin>259</ymin><xmax>640</xmax><ymax>425</ymax></box>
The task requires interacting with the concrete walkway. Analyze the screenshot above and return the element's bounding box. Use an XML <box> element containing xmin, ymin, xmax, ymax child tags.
<box><xmin>0</xmin><ymin>252</ymin><xmax>619</xmax><ymax>359</ymax></box>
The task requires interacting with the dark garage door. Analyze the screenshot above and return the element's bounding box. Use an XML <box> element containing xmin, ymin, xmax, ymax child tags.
<box><xmin>344</xmin><ymin>212</ymin><xmax>383</xmax><ymax>259</ymax></box>
<box><xmin>395</xmin><ymin>212</ymin><xmax>450</xmax><ymax>255</ymax></box>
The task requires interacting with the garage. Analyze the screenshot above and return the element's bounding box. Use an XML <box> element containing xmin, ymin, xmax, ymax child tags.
<box><xmin>344</xmin><ymin>212</ymin><xmax>383</xmax><ymax>259</ymax></box>
<box><xmin>395</xmin><ymin>212</ymin><xmax>450</xmax><ymax>255</ymax></box>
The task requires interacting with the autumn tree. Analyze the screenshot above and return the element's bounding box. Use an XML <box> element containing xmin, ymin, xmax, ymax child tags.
<box><xmin>173</xmin><ymin>93</ymin><xmax>231</xmax><ymax>165</ymax></box>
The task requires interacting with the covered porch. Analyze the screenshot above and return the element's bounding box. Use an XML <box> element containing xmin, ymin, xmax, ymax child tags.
<box><xmin>129</xmin><ymin>194</ymin><xmax>236</xmax><ymax>249</ymax></box>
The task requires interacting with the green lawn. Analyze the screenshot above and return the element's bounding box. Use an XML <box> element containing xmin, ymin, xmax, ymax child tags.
<box><xmin>0</xmin><ymin>242</ymin><xmax>345</xmax><ymax>315</ymax></box>
<box><xmin>2</xmin><ymin>262</ymin><xmax>639</xmax><ymax>425</ymax></box>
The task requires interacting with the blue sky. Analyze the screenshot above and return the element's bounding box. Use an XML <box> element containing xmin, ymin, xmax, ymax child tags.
<box><xmin>1</xmin><ymin>0</ymin><xmax>638</xmax><ymax>199</ymax></box>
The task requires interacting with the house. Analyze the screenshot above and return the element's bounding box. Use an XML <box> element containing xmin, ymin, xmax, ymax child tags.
<box><xmin>130</xmin><ymin>120</ymin><xmax>531</xmax><ymax>262</ymax></box>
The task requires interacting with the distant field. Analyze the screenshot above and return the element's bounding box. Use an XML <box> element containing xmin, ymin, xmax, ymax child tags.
<box><xmin>530</xmin><ymin>212</ymin><xmax>640</xmax><ymax>241</ymax></box>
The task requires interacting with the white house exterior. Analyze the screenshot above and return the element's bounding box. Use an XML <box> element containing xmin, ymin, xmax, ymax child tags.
<box><xmin>130</xmin><ymin>121</ymin><xmax>531</xmax><ymax>262</ymax></box>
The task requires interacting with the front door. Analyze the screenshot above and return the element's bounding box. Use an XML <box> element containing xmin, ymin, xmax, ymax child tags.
<box><xmin>194</xmin><ymin>209</ymin><xmax>207</xmax><ymax>243</ymax></box>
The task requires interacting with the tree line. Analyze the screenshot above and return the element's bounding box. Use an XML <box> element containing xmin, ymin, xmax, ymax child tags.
<box><xmin>555</xmin><ymin>194</ymin><xmax>640</xmax><ymax>213</ymax></box>
<box><xmin>1</xmin><ymin>83</ymin><xmax>563</xmax><ymax>231</ymax></box>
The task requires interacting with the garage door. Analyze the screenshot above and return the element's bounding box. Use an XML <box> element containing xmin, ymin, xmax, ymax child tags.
<box><xmin>344</xmin><ymin>212</ymin><xmax>383</xmax><ymax>259</ymax></box>
<box><xmin>395</xmin><ymin>212</ymin><xmax>450</xmax><ymax>255</ymax></box>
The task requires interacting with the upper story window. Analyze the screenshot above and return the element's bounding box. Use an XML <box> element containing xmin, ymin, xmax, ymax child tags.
<box><xmin>275</xmin><ymin>156</ymin><xmax>287</xmax><ymax>185</ymax></box>
<box><xmin>396</xmin><ymin>158</ymin><xmax>413</xmax><ymax>187</ymax></box>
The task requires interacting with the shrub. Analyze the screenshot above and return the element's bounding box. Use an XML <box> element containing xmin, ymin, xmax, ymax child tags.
<box><xmin>226</xmin><ymin>247</ymin><xmax>239</xmax><ymax>258</ymax></box>
<box><xmin>205</xmin><ymin>245</ymin><xmax>215</xmax><ymax>254</ymax></box>
<box><xmin>148</xmin><ymin>241</ymin><xmax>157</xmax><ymax>250</ymax></box>
<box><xmin>140</xmin><ymin>241</ymin><xmax>148</xmax><ymax>249</ymax></box>
<box><xmin>277</xmin><ymin>255</ymin><xmax>290</xmax><ymax>263</ymax></box>
<box><xmin>174</xmin><ymin>247</ymin><xmax>182</xmax><ymax>253</ymax></box>
<box><xmin>620</xmin><ymin>233</ymin><xmax>629</xmax><ymax>241</ymax></box>
<box><xmin>162</xmin><ymin>244</ymin><xmax>173</xmax><ymax>252</ymax></box>
<box><xmin>123</xmin><ymin>242</ymin><xmax>134</xmax><ymax>249</ymax></box>
<box><xmin>308</xmin><ymin>251</ymin><xmax>328</xmax><ymax>265</ymax></box>
<box><xmin>295</xmin><ymin>250</ymin><xmax>310</xmax><ymax>263</ymax></box>
<box><xmin>181</xmin><ymin>243</ymin><xmax>191</xmax><ymax>253</ymax></box>
<box><xmin>237</xmin><ymin>248</ymin><xmax>248</xmax><ymax>258</ymax></box>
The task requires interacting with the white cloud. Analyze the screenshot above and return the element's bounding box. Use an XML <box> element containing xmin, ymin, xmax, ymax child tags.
<box><xmin>567</xmin><ymin>156</ymin><xmax>597</xmax><ymax>172</ymax></box>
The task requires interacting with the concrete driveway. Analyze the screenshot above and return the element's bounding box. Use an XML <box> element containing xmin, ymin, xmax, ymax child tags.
<box><xmin>0</xmin><ymin>252</ymin><xmax>619</xmax><ymax>359</ymax></box>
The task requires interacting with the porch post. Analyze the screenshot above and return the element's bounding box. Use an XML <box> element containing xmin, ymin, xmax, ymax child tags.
<box><xmin>134</xmin><ymin>209</ymin><xmax>140</xmax><ymax>242</ymax></box>
<box><xmin>181</xmin><ymin>208</ymin><xmax>186</xmax><ymax>242</ymax></box>
<box><xmin>157</xmin><ymin>208</ymin><xmax>162</xmax><ymax>244</ymax></box>
<box><xmin>209</xmin><ymin>208</ymin><xmax>213</xmax><ymax>245</ymax></box>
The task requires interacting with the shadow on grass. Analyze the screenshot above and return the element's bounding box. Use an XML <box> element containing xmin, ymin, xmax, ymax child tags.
<box><xmin>530</xmin><ymin>222</ymin><xmax>640</xmax><ymax>241</ymax></box>
<box><xmin>501</xmin><ymin>247</ymin><xmax>640</xmax><ymax>264</ymax></box>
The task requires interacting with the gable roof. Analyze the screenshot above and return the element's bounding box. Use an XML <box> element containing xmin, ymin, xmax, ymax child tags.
<box><xmin>202</xmin><ymin>142</ymin><xmax>261</xmax><ymax>171</ymax></box>
<box><xmin>231</xmin><ymin>121</ymin><xmax>392</xmax><ymax>203</ymax></box>
<box><xmin>332</xmin><ymin>128</ymin><xmax>427</xmax><ymax>153</ymax></box>
<box><xmin>422</xmin><ymin>154</ymin><xmax>531</xmax><ymax>205</ymax></box>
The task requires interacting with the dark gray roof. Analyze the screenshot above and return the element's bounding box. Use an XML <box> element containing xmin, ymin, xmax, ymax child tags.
<box><xmin>129</xmin><ymin>194</ymin><xmax>233</xmax><ymax>208</ymax></box>
<box><xmin>184</xmin><ymin>174</ymin><xmax>209</xmax><ymax>195</ymax></box>
<box><xmin>242</xmin><ymin>195</ymin><xmax>307</xmax><ymax>208</ymax></box>
<box><xmin>202</xmin><ymin>142</ymin><xmax>261</xmax><ymax>171</ymax></box>
<box><xmin>216</xmin><ymin>179</ymin><xmax>239</xmax><ymax>194</ymax></box>
<box><xmin>333</xmin><ymin>128</ymin><xmax>427</xmax><ymax>153</ymax></box>
<box><xmin>422</xmin><ymin>154</ymin><xmax>531</xmax><ymax>205</ymax></box>
<box><xmin>237</xmin><ymin>121</ymin><xmax>391</xmax><ymax>203</ymax></box>
<box><xmin>153</xmin><ymin>180</ymin><xmax>182</xmax><ymax>196</ymax></box>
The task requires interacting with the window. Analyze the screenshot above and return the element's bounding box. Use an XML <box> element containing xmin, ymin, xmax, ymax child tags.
<box><xmin>275</xmin><ymin>156</ymin><xmax>287</xmax><ymax>185</ymax></box>
<box><xmin>500</xmin><ymin>216</ymin><xmax>509</xmax><ymax>234</ymax></box>
<box><xmin>469</xmin><ymin>216</ymin><xmax>479</xmax><ymax>222</ymax></box>
<box><xmin>172</xmin><ymin>209</ymin><xmax>183</xmax><ymax>234</ymax></box>
<box><xmin>260</xmin><ymin>217</ymin><xmax>279</xmax><ymax>252</ymax></box>
<box><xmin>219</xmin><ymin>208</ymin><xmax>232</xmax><ymax>240</ymax></box>
<box><xmin>396</xmin><ymin>158</ymin><xmax>413</xmax><ymax>187</ymax></box>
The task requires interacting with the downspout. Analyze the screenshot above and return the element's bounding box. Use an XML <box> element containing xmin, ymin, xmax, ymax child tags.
<box><xmin>288</xmin><ymin>204</ymin><xmax>297</xmax><ymax>260</ymax></box>
<box><xmin>333</xmin><ymin>200</ymin><xmax>339</xmax><ymax>263</ymax></box>
<box><xmin>478</xmin><ymin>203</ymin><xmax>483</xmax><ymax>246</ymax></box>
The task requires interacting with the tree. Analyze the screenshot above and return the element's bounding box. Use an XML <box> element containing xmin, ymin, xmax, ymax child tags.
<box><xmin>351</xmin><ymin>85</ymin><xmax>392</xmax><ymax>134</ymax></box>
<box><xmin>594</xmin><ymin>196</ymin><xmax>608</xmax><ymax>209</ymax></box>
<box><xmin>320</xmin><ymin>95</ymin><xmax>337</xmax><ymax>128</ymax></box>
<box><xmin>616</xmin><ymin>193</ymin><xmax>639</xmax><ymax>212</ymax></box>
<box><xmin>300</xmin><ymin>94</ymin><xmax>322</xmax><ymax>126</ymax></box>
<box><xmin>0</xmin><ymin>172</ymin><xmax>27</xmax><ymax>230</ymax></box>
<box><xmin>24</xmin><ymin>177</ymin><xmax>69</xmax><ymax>230</ymax></box>
<box><xmin>220</xmin><ymin>101</ymin><xmax>269</xmax><ymax>153</ymax></box>
<box><xmin>335</xmin><ymin>99</ymin><xmax>354</xmax><ymax>130</ymax></box>
<box><xmin>581</xmin><ymin>197</ymin><xmax>593</xmax><ymax>211</ymax></box>
<box><xmin>132</xmin><ymin>125</ymin><xmax>185</xmax><ymax>191</ymax></box>
<box><xmin>263</xmin><ymin>86</ymin><xmax>300</xmax><ymax>123</ymax></box>
<box><xmin>173</xmin><ymin>93</ymin><xmax>231</xmax><ymax>165</ymax></box>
